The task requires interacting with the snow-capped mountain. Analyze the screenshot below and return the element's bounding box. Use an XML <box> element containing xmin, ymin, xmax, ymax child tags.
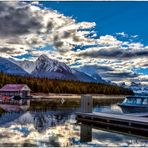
<box><xmin>91</xmin><ymin>73</ymin><xmax>107</xmax><ymax>83</ymax></box>
<box><xmin>33</xmin><ymin>54</ymin><xmax>72</xmax><ymax>74</ymax></box>
<box><xmin>0</xmin><ymin>57</ymin><xmax>28</xmax><ymax>75</ymax></box>
<box><xmin>15</xmin><ymin>54</ymin><xmax>107</xmax><ymax>83</ymax></box>
<box><xmin>130</xmin><ymin>81</ymin><xmax>148</xmax><ymax>94</ymax></box>
<box><xmin>31</xmin><ymin>55</ymin><xmax>77</xmax><ymax>80</ymax></box>
<box><xmin>118</xmin><ymin>82</ymin><xmax>128</xmax><ymax>88</ymax></box>
<box><xmin>71</xmin><ymin>69</ymin><xmax>97</xmax><ymax>83</ymax></box>
<box><xmin>18</xmin><ymin>60</ymin><xmax>35</xmax><ymax>73</ymax></box>
<box><xmin>0</xmin><ymin>55</ymin><xmax>107</xmax><ymax>83</ymax></box>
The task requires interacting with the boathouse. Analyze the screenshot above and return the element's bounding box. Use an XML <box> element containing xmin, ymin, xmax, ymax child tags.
<box><xmin>0</xmin><ymin>84</ymin><xmax>31</xmax><ymax>98</ymax></box>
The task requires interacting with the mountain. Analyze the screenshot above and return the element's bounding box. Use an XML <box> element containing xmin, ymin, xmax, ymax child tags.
<box><xmin>91</xmin><ymin>73</ymin><xmax>107</xmax><ymax>83</ymax></box>
<box><xmin>71</xmin><ymin>69</ymin><xmax>96</xmax><ymax>83</ymax></box>
<box><xmin>130</xmin><ymin>81</ymin><xmax>148</xmax><ymax>94</ymax></box>
<box><xmin>17</xmin><ymin>60</ymin><xmax>35</xmax><ymax>73</ymax></box>
<box><xmin>31</xmin><ymin>55</ymin><xmax>77</xmax><ymax>80</ymax></box>
<box><xmin>118</xmin><ymin>82</ymin><xmax>128</xmax><ymax>88</ymax></box>
<box><xmin>16</xmin><ymin>54</ymin><xmax>107</xmax><ymax>83</ymax></box>
<box><xmin>0</xmin><ymin>55</ymin><xmax>107</xmax><ymax>84</ymax></box>
<box><xmin>34</xmin><ymin>55</ymin><xmax>72</xmax><ymax>73</ymax></box>
<box><xmin>130</xmin><ymin>82</ymin><xmax>142</xmax><ymax>92</ymax></box>
<box><xmin>0</xmin><ymin>57</ymin><xmax>28</xmax><ymax>75</ymax></box>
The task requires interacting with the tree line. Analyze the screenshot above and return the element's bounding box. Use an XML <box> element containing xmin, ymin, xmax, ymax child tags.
<box><xmin>0</xmin><ymin>72</ymin><xmax>133</xmax><ymax>95</ymax></box>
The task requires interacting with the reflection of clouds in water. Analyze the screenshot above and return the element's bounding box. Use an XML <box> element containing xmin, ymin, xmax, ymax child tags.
<box><xmin>92</xmin><ymin>129</ymin><xmax>145</xmax><ymax>146</ymax></box>
<box><xmin>93</xmin><ymin>104</ymin><xmax>123</xmax><ymax>114</ymax></box>
<box><xmin>0</xmin><ymin>109</ymin><xmax>148</xmax><ymax>147</ymax></box>
<box><xmin>110</xmin><ymin>104</ymin><xmax>123</xmax><ymax>114</ymax></box>
<box><xmin>76</xmin><ymin>128</ymin><xmax>148</xmax><ymax>147</ymax></box>
<box><xmin>0</xmin><ymin>122</ymin><xmax>79</xmax><ymax>147</ymax></box>
<box><xmin>0</xmin><ymin>109</ymin><xmax>75</xmax><ymax>130</ymax></box>
<box><xmin>0</xmin><ymin>121</ymin><xmax>148</xmax><ymax>147</ymax></box>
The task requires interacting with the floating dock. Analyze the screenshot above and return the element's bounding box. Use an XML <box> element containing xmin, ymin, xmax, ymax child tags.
<box><xmin>76</xmin><ymin>112</ymin><xmax>148</xmax><ymax>138</ymax></box>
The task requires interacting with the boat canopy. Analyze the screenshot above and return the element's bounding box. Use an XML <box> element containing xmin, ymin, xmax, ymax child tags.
<box><xmin>124</xmin><ymin>96</ymin><xmax>148</xmax><ymax>105</ymax></box>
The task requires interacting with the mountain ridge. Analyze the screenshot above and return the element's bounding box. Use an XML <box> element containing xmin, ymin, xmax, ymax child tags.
<box><xmin>10</xmin><ymin>54</ymin><xmax>107</xmax><ymax>83</ymax></box>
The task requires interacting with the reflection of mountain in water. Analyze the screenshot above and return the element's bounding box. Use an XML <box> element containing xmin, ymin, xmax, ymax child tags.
<box><xmin>0</xmin><ymin>112</ymin><xmax>24</xmax><ymax>126</ymax></box>
<box><xmin>0</xmin><ymin>109</ymin><xmax>76</xmax><ymax>132</ymax></box>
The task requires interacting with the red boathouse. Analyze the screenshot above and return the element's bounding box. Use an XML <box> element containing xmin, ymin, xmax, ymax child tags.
<box><xmin>0</xmin><ymin>84</ymin><xmax>31</xmax><ymax>98</ymax></box>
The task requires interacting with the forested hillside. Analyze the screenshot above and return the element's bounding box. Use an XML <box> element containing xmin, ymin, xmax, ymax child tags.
<box><xmin>0</xmin><ymin>72</ymin><xmax>133</xmax><ymax>95</ymax></box>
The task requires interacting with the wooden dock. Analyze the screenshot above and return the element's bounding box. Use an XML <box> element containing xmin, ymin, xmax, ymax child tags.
<box><xmin>125</xmin><ymin>112</ymin><xmax>148</xmax><ymax>117</ymax></box>
<box><xmin>76</xmin><ymin>112</ymin><xmax>148</xmax><ymax>138</ymax></box>
<box><xmin>75</xmin><ymin>95</ymin><xmax>148</xmax><ymax>138</ymax></box>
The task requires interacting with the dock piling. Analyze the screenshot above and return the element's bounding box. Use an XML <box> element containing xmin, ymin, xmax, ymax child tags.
<box><xmin>80</xmin><ymin>124</ymin><xmax>92</xmax><ymax>142</ymax></box>
<box><xmin>81</xmin><ymin>95</ymin><xmax>93</xmax><ymax>113</ymax></box>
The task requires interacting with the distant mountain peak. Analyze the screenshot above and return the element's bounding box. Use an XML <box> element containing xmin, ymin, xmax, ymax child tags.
<box><xmin>0</xmin><ymin>55</ymin><xmax>108</xmax><ymax>84</ymax></box>
<box><xmin>38</xmin><ymin>54</ymin><xmax>50</xmax><ymax>61</ymax></box>
<box><xmin>35</xmin><ymin>54</ymin><xmax>72</xmax><ymax>73</ymax></box>
<box><xmin>0</xmin><ymin>57</ymin><xmax>28</xmax><ymax>76</ymax></box>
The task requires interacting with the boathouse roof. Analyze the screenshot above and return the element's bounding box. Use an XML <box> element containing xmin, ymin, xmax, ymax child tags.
<box><xmin>0</xmin><ymin>84</ymin><xmax>30</xmax><ymax>92</ymax></box>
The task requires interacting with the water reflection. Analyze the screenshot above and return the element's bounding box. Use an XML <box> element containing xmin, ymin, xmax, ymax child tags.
<box><xmin>79</xmin><ymin>123</ymin><xmax>148</xmax><ymax>147</ymax></box>
<box><xmin>0</xmin><ymin>100</ymin><xmax>148</xmax><ymax>147</ymax></box>
<box><xmin>93</xmin><ymin>104</ymin><xmax>123</xmax><ymax>114</ymax></box>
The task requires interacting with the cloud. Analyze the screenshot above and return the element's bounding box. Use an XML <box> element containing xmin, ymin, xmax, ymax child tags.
<box><xmin>0</xmin><ymin>2</ymin><xmax>147</xmax><ymax>86</ymax></box>
<box><xmin>77</xmin><ymin>46</ymin><xmax>148</xmax><ymax>59</ymax></box>
<box><xmin>0</xmin><ymin>2</ymin><xmax>41</xmax><ymax>37</ymax></box>
<box><xmin>102</xmin><ymin>71</ymin><xmax>139</xmax><ymax>79</ymax></box>
<box><xmin>116</xmin><ymin>32</ymin><xmax>128</xmax><ymax>38</ymax></box>
<box><xmin>76</xmin><ymin>35</ymin><xmax>148</xmax><ymax>60</ymax></box>
<box><xmin>75</xmin><ymin>64</ymin><xmax>114</xmax><ymax>75</ymax></box>
<box><xmin>0</xmin><ymin>2</ymin><xmax>96</xmax><ymax>58</ymax></box>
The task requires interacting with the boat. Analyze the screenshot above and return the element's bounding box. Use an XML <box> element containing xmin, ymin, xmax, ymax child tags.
<box><xmin>118</xmin><ymin>96</ymin><xmax>148</xmax><ymax>113</ymax></box>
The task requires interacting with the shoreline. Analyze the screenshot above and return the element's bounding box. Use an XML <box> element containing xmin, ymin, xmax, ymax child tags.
<box><xmin>31</xmin><ymin>93</ymin><xmax>126</xmax><ymax>100</ymax></box>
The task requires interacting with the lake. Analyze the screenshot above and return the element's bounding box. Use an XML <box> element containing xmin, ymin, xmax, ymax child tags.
<box><xmin>0</xmin><ymin>97</ymin><xmax>148</xmax><ymax>147</ymax></box>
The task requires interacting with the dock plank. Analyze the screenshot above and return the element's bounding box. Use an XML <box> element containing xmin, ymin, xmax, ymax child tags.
<box><xmin>125</xmin><ymin>112</ymin><xmax>148</xmax><ymax>117</ymax></box>
<box><xmin>76</xmin><ymin>112</ymin><xmax>148</xmax><ymax>124</ymax></box>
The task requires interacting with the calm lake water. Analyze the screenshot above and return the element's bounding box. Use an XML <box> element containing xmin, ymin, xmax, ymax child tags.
<box><xmin>0</xmin><ymin>98</ymin><xmax>148</xmax><ymax>147</ymax></box>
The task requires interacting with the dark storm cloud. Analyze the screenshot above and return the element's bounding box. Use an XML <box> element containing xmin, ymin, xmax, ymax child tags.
<box><xmin>0</xmin><ymin>2</ymin><xmax>42</xmax><ymax>37</ymax></box>
<box><xmin>0</xmin><ymin>47</ymin><xmax>13</xmax><ymax>53</ymax></box>
<box><xmin>102</xmin><ymin>72</ymin><xmax>139</xmax><ymax>81</ymax></box>
<box><xmin>79</xmin><ymin>64</ymin><xmax>114</xmax><ymax>72</ymax></box>
<box><xmin>76</xmin><ymin>64</ymin><xmax>114</xmax><ymax>77</ymax></box>
<box><xmin>78</xmin><ymin>48</ymin><xmax>148</xmax><ymax>59</ymax></box>
<box><xmin>54</xmin><ymin>41</ymin><xmax>63</xmax><ymax>48</ymax></box>
<box><xmin>0</xmin><ymin>47</ymin><xmax>23</xmax><ymax>55</ymax></box>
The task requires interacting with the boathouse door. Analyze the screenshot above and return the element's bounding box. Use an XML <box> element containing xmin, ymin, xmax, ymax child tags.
<box><xmin>22</xmin><ymin>91</ymin><xmax>28</xmax><ymax>98</ymax></box>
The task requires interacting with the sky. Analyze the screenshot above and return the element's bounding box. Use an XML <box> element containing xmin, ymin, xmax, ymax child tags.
<box><xmin>0</xmin><ymin>1</ymin><xmax>148</xmax><ymax>85</ymax></box>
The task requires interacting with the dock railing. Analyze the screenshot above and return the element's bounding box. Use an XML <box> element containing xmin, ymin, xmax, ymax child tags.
<box><xmin>76</xmin><ymin>95</ymin><xmax>148</xmax><ymax>139</ymax></box>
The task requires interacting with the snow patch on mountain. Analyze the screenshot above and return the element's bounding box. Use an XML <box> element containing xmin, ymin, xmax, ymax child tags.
<box><xmin>30</xmin><ymin>55</ymin><xmax>77</xmax><ymax>80</ymax></box>
<box><xmin>18</xmin><ymin>60</ymin><xmax>36</xmax><ymax>73</ymax></box>
<box><xmin>72</xmin><ymin>69</ymin><xmax>96</xmax><ymax>83</ymax></box>
<box><xmin>33</xmin><ymin>54</ymin><xmax>72</xmax><ymax>74</ymax></box>
<box><xmin>0</xmin><ymin>57</ymin><xmax>28</xmax><ymax>75</ymax></box>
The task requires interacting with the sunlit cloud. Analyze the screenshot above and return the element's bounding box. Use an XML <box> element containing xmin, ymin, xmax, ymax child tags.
<box><xmin>0</xmin><ymin>1</ymin><xmax>148</xmax><ymax>86</ymax></box>
<box><xmin>0</xmin><ymin>2</ymin><xmax>96</xmax><ymax>58</ymax></box>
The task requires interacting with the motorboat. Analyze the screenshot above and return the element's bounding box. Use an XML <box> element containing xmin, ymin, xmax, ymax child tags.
<box><xmin>118</xmin><ymin>96</ymin><xmax>148</xmax><ymax>113</ymax></box>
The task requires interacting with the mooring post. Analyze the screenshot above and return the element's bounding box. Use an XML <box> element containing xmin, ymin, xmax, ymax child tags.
<box><xmin>80</xmin><ymin>95</ymin><xmax>93</xmax><ymax>113</ymax></box>
<box><xmin>80</xmin><ymin>124</ymin><xmax>92</xmax><ymax>142</ymax></box>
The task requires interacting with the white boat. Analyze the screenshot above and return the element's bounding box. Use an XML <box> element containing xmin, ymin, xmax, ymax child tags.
<box><xmin>118</xmin><ymin>96</ymin><xmax>148</xmax><ymax>113</ymax></box>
